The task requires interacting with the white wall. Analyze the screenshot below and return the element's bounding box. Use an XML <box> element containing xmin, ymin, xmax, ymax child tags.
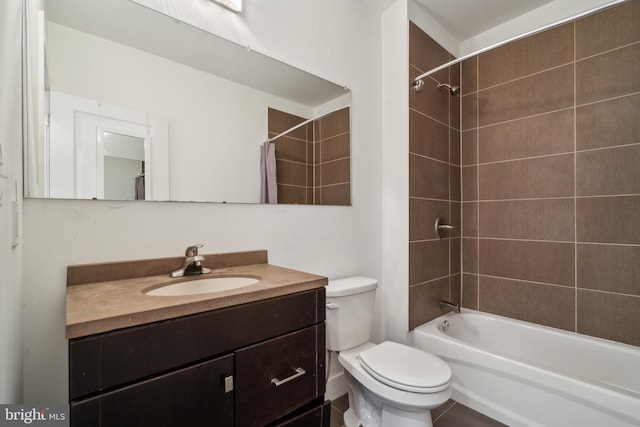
<box><xmin>22</xmin><ymin>0</ymin><xmax>383</xmax><ymax>403</ymax></box>
<box><xmin>0</xmin><ymin>0</ymin><xmax>24</xmax><ymax>404</ymax></box>
<box><xmin>47</xmin><ymin>22</ymin><xmax>315</xmax><ymax>203</ymax></box>
<box><xmin>381</xmin><ymin>0</ymin><xmax>410</xmax><ymax>344</ymax></box>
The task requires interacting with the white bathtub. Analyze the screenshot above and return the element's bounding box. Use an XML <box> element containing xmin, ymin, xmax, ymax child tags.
<box><xmin>412</xmin><ymin>310</ymin><xmax>640</xmax><ymax>427</ymax></box>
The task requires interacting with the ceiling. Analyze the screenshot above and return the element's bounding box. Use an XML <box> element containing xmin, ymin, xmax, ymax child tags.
<box><xmin>413</xmin><ymin>0</ymin><xmax>554</xmax><ymax>41</ymax></box>
<box><xmin>362</xmin><ymin>0</ymin><xmax>556</xmax><ymax>41</ymax></box>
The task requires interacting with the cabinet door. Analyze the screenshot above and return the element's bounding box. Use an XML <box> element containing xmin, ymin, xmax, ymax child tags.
<box><xmin>236</xmin><ymin>324</ymin><xmax>325</xmax><ymax>427</ymax></box>
<box><xmin>71</xmin><ymin>354</ymin><xmax>234</xmax><ymax>427</ymax></box>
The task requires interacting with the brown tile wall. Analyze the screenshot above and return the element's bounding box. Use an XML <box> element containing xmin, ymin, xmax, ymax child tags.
<box><xmin>268</xmin><ymin>107</ymin><xmax>350</xmax><ymax>205</ymax></box>
<box><xmin>314</xmin><ymin>107</ymin><xmax>351</xmax><ymax>205</ymax></box>
<box><xmin>408</xmin><ymin>22</ymin><xmax>461</xmax><ymax>329</ymax></box>
<box><xmin>269</xmin><ymin>108</ymin><xmax>313</xmax><ymax>204</ymax></box>
<box><xmin>460</xmin><ymin>1</ymin><xmax>640</xmax><ymax>346</ymax></box>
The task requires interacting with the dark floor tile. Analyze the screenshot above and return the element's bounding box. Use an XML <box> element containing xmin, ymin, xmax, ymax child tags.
<box><xmin>432</xmin><ymin>399</ymin><xmax>456</xmax><ymax>422</ymax></box>
<box><xmin>329</xmin><ymin>406</ymin><xmax>343</xmax><ymax>427</ymax></box>
<box><xmin>434</xmin><ymin>402</ymin><xmax>508</xmax><ymax>427</ymax></box>
<box><xmin>331</xmin><ymin>394</ymin><xmax>349</xmax><ymax>413</ymax></box>
<box><xmin>330</xmin><ymin>394</ymin><xmax>348</xmax><ymax>427</ymax></box>
<box><xmin>333</xmin><ymin>396</ymin><xmax>504</xmax><ymax>427</ymax></box>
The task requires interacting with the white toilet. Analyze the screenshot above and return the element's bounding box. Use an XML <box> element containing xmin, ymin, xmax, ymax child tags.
<box><xmin>326</xmin><ymin>277</ymin><xmax>452</xmax><ymax>427</ymax></box>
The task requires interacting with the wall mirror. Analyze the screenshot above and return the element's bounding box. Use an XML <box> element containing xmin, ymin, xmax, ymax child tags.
<box><xmin>23</xmin><ymin>0</ymin><xmax>351</xmax><ymax>205</ymax></box>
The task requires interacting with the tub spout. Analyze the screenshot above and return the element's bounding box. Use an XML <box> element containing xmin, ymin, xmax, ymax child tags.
<box><xmin>439</xmin><ymin>300</ymin><xmax>460</xmax><ymax>314</ymax></box>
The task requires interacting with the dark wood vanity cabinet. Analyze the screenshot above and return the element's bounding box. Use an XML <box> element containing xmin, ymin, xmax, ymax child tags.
<box><xmin>69</xmin><ymin>288</ymin><xmax>328</xmax><ymax>427</ymax></box>
<box><xmin>71</xmin><ymin>354</ymin><xmax>235</xmax><ymax>427</ymax></box>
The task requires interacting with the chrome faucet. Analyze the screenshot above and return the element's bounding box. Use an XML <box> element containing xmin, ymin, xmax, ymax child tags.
<box><xmin>170</xmin><ymin>244</ymin><xmax>212</xmax><ymax>278</ymax></box>
<box><xmin>439</xmin><ymin>300</ymin><xmax>460</xmax><ymax>314</ymax></box>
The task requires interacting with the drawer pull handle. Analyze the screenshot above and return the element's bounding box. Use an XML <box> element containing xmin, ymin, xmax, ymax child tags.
<box><xmin>271</xmin><ymin>367</ymin><xmax>306</xmax><ymax>387</ymax></box>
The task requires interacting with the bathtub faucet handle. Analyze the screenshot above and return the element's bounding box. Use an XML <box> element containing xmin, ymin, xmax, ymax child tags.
<box><xmin>435</xmin><ymin>216</ymin><xmax>459</xmax><ymax>238</ymax></box>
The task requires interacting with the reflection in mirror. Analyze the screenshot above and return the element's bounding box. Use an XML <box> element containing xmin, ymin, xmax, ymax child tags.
<box><xmin>267</xmin><ymin>107</ymin><xmax>351</xmax><ymax>205</ymax></box>
<box><xmin>23</xmin><ymin>0</ymin><xmax>351</xmax><ymax>205</ymax></box>
<box><xmin>46</xmin><ymin>91</ymin><xmax>169</xmax><ymax>201</ymax></box>
<box><xmin>102</xmin><ymin>132</ymin><xmax>145</xmax><ymax>201</ymax></box>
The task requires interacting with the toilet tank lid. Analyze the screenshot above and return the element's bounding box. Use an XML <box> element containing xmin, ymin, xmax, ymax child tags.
<box><xmin>326</xmin><ymin>277</ymin><xmax>378</xmax><ymax>297</ymax></box>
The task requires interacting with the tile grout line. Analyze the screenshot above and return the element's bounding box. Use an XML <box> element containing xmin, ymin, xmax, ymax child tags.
<box><xmin>476</xmin><ymin>55</ymin><xmax>481</xmax><ymax>310</ymax></box>
<box><xmin>456</xmin><ymin>134</ymin><xmax>640</xmax><ymax>169</ymax></box>
<box><xmin>573</xmin><ymin>21</ymin><xmax>579</xmax><ymax>333</ymax></box>
<box><xmin>410</xmin><ymin>106</ymin><xmax>459</xmax><ymax>131</ymax></box>
<box><xmin>461</xmin><ymin>194</ymin><xmax>640</xmax><ymax>202</ymax></box>
<box><xmin>459</xmin><ymin>61</ymin><xmax>464</xmax><ymax>307</ymax></box>
<box><xmin>462</xmin><ymin>235</ymin><xmax>640</xmax><ymax>248</ymax></box>
<box><xmin>409</xmin><ymin>274</ymin><xmax>457</xmax><ymax>288</ymax></box>
<box><xmin>474</xmin><ymin>39</ymin><xmax>639</xmax><ymax>95</ymax></box>
<box><xmin>576</xmin><ymin>39</ymin><xmax>640</xmax><ymax>62</ymax></box>
<box><xmin>448</xmin><ymin>63</ymin><xmax>452</xmax><ymax>303</ymax></box>
<box><xmin>476</xmin><ymin>272</ymin><xmax>640</xmax><ymax>299</ymax></box>
<box><xmin>467</xmin><ymin>89</ymin><xmax>640</xmax><ymax>133</ymax></box>
<box><xmin>432</xmin><ymin>401</ymin><xmax>457</xmax><ymax>424</ymax></box>
<box><xmin>410</xmin><ymin>151</ymin><xmax>460</xmax><ymax>167</ymax></box>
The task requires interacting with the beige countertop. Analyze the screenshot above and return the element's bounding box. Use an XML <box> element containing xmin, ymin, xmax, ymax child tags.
<box><xmin>66</xmin><ymin>251</ymin><xmax>327</xmax><ymax>339</ymax></box>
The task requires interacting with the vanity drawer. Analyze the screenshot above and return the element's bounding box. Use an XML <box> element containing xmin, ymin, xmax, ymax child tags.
<box><xmin>235</xmin><ymin>324</ymin><xmax>326</xmax><ymax>427</ymax></box>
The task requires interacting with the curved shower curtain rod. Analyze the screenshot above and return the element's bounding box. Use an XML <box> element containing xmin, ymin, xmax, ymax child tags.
<box><xmin>412</xmin><ymin>0</ymin><xmax>629</xmax><ymax>86</ymax></box>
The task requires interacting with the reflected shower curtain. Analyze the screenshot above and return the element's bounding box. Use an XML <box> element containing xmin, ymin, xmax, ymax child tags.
<box><xmin>260</xmin><ymin>141</ymin><xmax>277</xmax><ymax>204</ymax></box>
<box><xmin>23</xmin><ymin>3</ymin><xmax>47</xmax><ymax>197</ymax></box>
<box><xmin>135</xmin><ymin>175</ymin><xmax>145</xmax><ymax>200</ymax></box>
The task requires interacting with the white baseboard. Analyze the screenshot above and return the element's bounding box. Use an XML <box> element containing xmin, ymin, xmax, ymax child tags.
<box><xmin>326</xmin><ymin>371</ymin><xmax>347</xmax><ymax>401</ymax></box>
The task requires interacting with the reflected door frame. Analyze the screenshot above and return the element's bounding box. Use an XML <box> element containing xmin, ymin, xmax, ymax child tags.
<box><xmin>48</xmin><ymin>91</ymin><xmax>169</xmax><ymax>200</ymax></box>
<box><xmin>96</xmin><ymin>119</ymin><xmax>148</xmax><ymax>200</ymax></box>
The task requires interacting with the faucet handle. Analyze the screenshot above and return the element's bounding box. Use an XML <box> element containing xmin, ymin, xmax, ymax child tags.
<box><xmin>185</xmin><ymin>244</ymin><xmax>204</xmax><ymax>257</ymax></box>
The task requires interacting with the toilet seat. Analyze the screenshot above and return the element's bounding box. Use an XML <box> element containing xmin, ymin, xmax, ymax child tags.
<box><xmin>358</xmin><ymin>341</ymin><xmax>451</xmax><ymax>393</ymax></box>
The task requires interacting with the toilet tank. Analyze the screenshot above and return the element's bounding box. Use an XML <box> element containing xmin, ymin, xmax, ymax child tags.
<box><xmin>325</xmin><ymin>277</ymin><xmax>378</xmax><ymax>351</ymax></box>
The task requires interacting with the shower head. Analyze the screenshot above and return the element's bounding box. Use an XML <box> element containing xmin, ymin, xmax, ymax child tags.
<box><xmin>437</xmin><ymin>82</ymin><xmax>460</xmax><ymax>96</ymax></box>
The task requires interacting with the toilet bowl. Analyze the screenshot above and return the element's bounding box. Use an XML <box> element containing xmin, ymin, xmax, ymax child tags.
<box><xmin>326</xmin><ymin>277</ymin><xmax>452</xmax><ymax>427</ymax></box>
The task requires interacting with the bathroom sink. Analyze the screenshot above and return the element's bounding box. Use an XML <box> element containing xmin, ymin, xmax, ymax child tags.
<box><xmin>145</xmin><ymin>276</ymin><xmax>260</xmax><ymax>296</ymax></box>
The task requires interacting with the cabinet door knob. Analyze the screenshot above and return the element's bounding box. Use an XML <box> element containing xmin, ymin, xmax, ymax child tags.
<box><xmin>270</xmin><ymin>367</ymin><xmax>306</xmax><ymax>387</ymax></box>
